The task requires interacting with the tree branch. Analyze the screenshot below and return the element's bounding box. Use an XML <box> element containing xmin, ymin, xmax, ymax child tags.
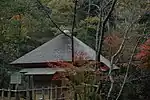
<box><xmin>36</xmin><ymin>0</ymin><xmax>71</xmax><ymax>38</ymax></box>
<box><xmin>115</xmin><ymin>36</ymin><xmax>143</xmax><ymax>100</ymax></box>
<box><xmin>71</xmin><ymin>0</ymin><xmax>77</xmax><ymax>64</ymax></box>
<box><xmin>109</xmin><ymin>22</ymin><xmax>135</xmax><ymax>73</ymax></box>
<box><xmin>97</xmin><ymin>0</ymin><xmax>117</xmax><ymax>62</ymax></box>
<box><xmin>128</xmin><ymin>75</ymin><xmax>150</xmax><ymax>82</ymax></box>
<box><xmin>107</xmin><ymin>18</ymin><xmax>137</xmax><ymax>100</ymax></box>
<box><xmin>107</xmin><ymin>75</ymin><xmax>114</xmax><ymax>100</ymax></box>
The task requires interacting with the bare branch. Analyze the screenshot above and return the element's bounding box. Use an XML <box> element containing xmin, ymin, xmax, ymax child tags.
<box><xmin>107</xmin><ymin>18</ymin><xmax>138</xmax><ymax>99</ymax></box>
<box><xmin>71</xmin><ymin>0</ymin><xmax>77</xmax><ymax>64</ymax></box>
<box><xmin>84</xmin><ymin>0</ymin><xmax>112</xmax><ymax>13</ymax></box>
<box><xmin>109</xmin><ymin>22</ymin><xmax>134</xmax><ymax>73</ymax></box>
<box><xmin>115</xmin><ymin>36</ymin><xmax>143</xmax><ymax>100</ymax></box>
<box><xmin>36</xmin><ymin>0</ymin><xmax>71</xmax><ymax>38</ymax></box>
<box><xmin>107</xmin><ymin>75</ymin><xmax>114</xmax><ymax>100</ymax></box>
<box><xmin>95</xmin><ymin>13</ymin><xmax>102</xmax><ymax>70</ymax></box>
<box><xmin>97</xmin><ymin>0</ymin><xmax>117</xmax><ymax>62</ymax></box>
<box><xmin>128</xmin><ymin>75</ymin><xmax>150</xmax><ymax>82</ymax></box>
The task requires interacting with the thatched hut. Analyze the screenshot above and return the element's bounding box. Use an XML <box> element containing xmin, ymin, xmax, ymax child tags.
<box><xmin>10</xmin><ymin>34</ymin><xmax>119</xmax><ymax>99</ymax></box>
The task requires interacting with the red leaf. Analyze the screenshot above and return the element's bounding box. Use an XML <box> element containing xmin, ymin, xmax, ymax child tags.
<box><xmin>135</xmin><ymin>38</ymin><xmax>150</xmax><ymax>68</ymax></box>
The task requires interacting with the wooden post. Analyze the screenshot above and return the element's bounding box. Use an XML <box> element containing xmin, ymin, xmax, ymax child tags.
<box><xmin>55</xmin><ymin>86</ymin><xmax>57</xmax><ymax>100</ymax></box>
<box><xmin>48</xmin><ymin>86</ymin><xmax>50</xmax><ymax>100</ymax></box>
<box><xmin>26</xmin><ymin>75</ymin><xmax>30</xmax><ymax>100</ymax></box>
<box><xmin>31</xmin><ymin>76</ymin><xmax>36</xmax><ymax>100</ymax></box>
<box><xmin>8</xmin><ymin>88</ymin><xmax>11</xmax><ymax>100</ymax></box>
<box><xmin>60</xmin><ymin>86</ymin><xmax>63</xmax><ymax>99</ymax></box>
<box><xmin>26</xmin><ymin>89</ymin><xmax>30</xmax><ymax>100</ymax></box>
<box><xmin>15</xmin><ymin>88</ymin><xmax>17</xmax><ymax>99</ymax></box>
<box><xmin>50</xmin><ymin>84</ymin><xmax>53</xmax><ymax>100</ymax></box>
<box><xmin>15</xmin><ymin>89</ymin><xmax>20</xmax><ymax>100</ymax></box>
<box><xmin>1</xmin><ymin>89</ymin><xmax>4</xmax><ymax>100</ymax></box>
<box><xmin>29</xmin><ymin>75</ymin><xmax>32</xmax><ymax>100</ymax></box>
<box><xmin>42</xmin><ymin>87</ymin><xmax>45</xmax><ymax>100</ymax></box>
<box><xmin>33</xmin><ymin>89</ymin><xmax>36</xmax><ymax>100</ymax></box>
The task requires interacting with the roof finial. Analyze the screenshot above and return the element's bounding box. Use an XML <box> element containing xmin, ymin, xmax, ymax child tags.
<box><xmin>63</xmin><ymin>30</ymin><xmax>71</xmax><ymax>35</ymax></box>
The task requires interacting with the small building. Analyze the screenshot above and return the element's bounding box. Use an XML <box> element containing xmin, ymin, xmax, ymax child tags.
<box><xmin>10</xmin><ymin>34</ymin><xmax>118</xmax><ymax>99</ymax></box>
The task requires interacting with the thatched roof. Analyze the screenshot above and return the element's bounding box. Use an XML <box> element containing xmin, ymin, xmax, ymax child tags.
<box><xmin>11</xmin><ymin>34</ymin><xmax>118</xmax><ymax>69</ymax></box>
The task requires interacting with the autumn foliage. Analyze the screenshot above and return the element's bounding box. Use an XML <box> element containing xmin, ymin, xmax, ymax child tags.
<box><xmin>47</xmin><ymin>51</ymin><xmax>90</xmax><ymax>80</ymax></box>
<box><xmin>135</xmin><ymin>38</ymin><xmax>150</xmax><ymax>67</ymax></box>
<box><xmin>47</xmin><ymin>61</ymin><xmax>75</xmax><ymax>80</ymax></box>
<box><xmin>11</xmin><ymin>14</ymin><xmax>23</xmax><ymax>21</ymax></box>
<box><xmin>104</xmin><ymin>33</ymin><xmax>121</xmax><ymax>48</ymax></box>
<box><xmin>47</xmin><ymin>51</ymin><xmax>110</xmax><ymax>80</ymax></box>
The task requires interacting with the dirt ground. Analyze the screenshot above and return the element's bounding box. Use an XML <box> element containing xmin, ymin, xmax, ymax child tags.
<box><xmin>0</xmin><ymin>97</ymin><xmax>25</xmax><ymax>100</ymax></box>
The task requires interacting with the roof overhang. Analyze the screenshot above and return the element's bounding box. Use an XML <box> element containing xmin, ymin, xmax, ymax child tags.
<box><xmin>19</xmin><ymin>68</ymin><xmax>65</xmax><ymax>75</ymax></box>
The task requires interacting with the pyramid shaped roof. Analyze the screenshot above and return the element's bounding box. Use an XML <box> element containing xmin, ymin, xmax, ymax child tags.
<box><xmin>11</xmin><ymin>34</ymin><xmax>118</xmax><ymax>69</ymax></box>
